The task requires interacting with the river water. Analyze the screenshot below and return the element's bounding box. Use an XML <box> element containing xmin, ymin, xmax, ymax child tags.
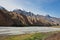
<box><xmin>0</xmin><ymin>27</ymin><xmax>60</xmax><ymax>35</ymax></box>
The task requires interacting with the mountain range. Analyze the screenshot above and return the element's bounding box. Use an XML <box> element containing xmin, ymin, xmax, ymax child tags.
<box><xmin>0</xmin><ymin>6</ymin><xmax>60</xmax><ymax>26</ymax></box>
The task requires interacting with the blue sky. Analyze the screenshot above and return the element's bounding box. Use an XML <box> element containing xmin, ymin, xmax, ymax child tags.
<box><xmin>0</xmin><ymin>0</ymin><xmax>60</xmax><ymax>18</ymax></box>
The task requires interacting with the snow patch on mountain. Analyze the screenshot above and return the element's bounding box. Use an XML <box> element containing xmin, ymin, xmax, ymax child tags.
<box><xmin>0</xmin><ymin>6</ymin><xmax>5</xmax><ymax>10</ymax></box>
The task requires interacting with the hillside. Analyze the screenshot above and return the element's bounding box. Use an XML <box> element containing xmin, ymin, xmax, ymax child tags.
<box><xmin>0</xmin><ymin>6</ymin><xmax>60</xmax><ymax>26</ymax></box>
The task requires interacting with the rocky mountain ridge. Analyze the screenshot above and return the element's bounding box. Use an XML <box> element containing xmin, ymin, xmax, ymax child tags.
<box><xmin>0</xmin><ymin>6</ymin><xmax>59</xmax><ymax>26</ymax></box>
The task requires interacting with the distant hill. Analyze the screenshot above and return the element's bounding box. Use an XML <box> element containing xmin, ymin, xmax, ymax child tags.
<box><xmin>0</xmin><ymin>6</ymin><xmax>60</xmax><ymax>26</ymax></box>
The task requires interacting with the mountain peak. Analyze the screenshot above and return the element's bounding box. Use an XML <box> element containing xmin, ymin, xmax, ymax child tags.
<box><xmin>13</xmin><ymin>9</ymin><xmax>22</xmax><ymax>11</ymax></box>
<box><xmin>0</xmin><ymin>6</ymin><xmax>5</xmax><ymax>10</ymax></box>
<box><xmin>45</xmin><ymin>14</ymin><xmax>52</xmax><ymax>18</ymax></box>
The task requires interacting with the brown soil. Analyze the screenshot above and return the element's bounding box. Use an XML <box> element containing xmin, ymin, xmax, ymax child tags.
<box><xmin>45</xmin><ymin>32</ymin><xmax>60</xmax><ymax>40</ymax></box>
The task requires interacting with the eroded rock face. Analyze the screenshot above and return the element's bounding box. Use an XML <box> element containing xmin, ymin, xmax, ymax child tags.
<box><xmin>0</xmin><ymin>6</ymin><xmax>59</xmax><ymax>26</ymax></box>
<box><xmin>9</xmin><ymin>12</ymin><xmax>28</xmax><ymax>26</ymax></box>
<box><xmin>0</xmin><ymin>9</ymin><xmax>14</xmax><ymax>26</ymax></box>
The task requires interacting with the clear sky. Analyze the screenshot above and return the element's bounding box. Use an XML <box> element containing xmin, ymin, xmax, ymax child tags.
<box><xmin>0</xmin><ymin>0</ymin><xmax>60</xmax><ymax>18</ymax></box>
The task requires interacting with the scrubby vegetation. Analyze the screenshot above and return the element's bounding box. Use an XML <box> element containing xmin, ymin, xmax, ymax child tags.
<box><xmin>0</xmin><ymin>31</ymin><xmax>59</xmax><ymax>40</ymax></box>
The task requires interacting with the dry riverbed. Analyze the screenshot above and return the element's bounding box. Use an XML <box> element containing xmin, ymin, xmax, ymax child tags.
<box><xmin>0</xmin><ymin>27</ymin><xmax>60</xmax><ymax>40</ymax></box>
<box><xmin>0</xmin><ymin>27</ymin><xmax>60</xmax><ymax>35</ymax></box>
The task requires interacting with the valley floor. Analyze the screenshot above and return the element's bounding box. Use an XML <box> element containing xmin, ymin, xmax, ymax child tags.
<box><xmin>0</xmin><ymin>31</ymin><xmax>60</xmax><ymax>40</ymax></box>
<box><xmin>0</xmin><ymin>27</ymin><xmax>60</xmax><ymax>40</ymax></box>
